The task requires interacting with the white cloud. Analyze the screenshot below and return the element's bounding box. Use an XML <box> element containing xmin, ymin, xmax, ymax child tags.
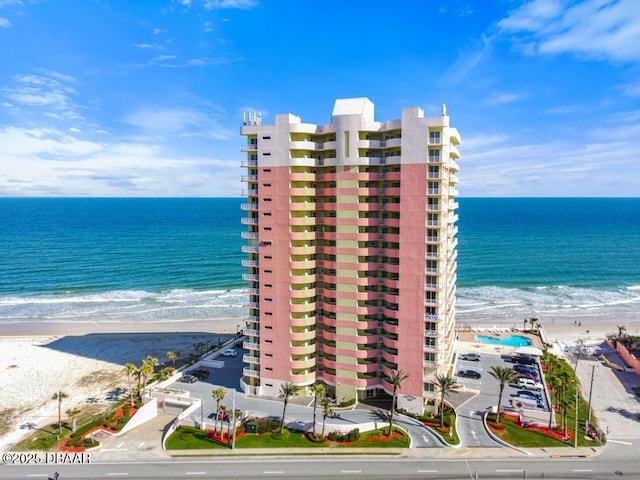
<box><xmin>122</xmin><ymin>106</ymin><xmax>234</xmax><ymax>140</ymax></box>
<box><xmin>2</xmin><ymin>71</ymin><xmax>82</xmax><ymax>120</ymax></box>
<box><xmin>442</xmin><ymin>34</ymin><xmax>493</xmax><ymax>84</ymax></box>
<box><xmin>498</xmin><ymin>0</ymin><xmax>640</xmax><ymax>63</ymax></box>
<box><xmin>0</xmin><ymin>17</ymin><xmax>9</xmax><ymax>27</ymax></box>
<box><xmin>0</xmin><ymin>126</ymin><xmax>241</xmax><ymax>196</ymax></box>
<box><xmin>203</xmin><ymin>0</ymin><xmax>257</xmax><ymax>9</ymax></box>
<box><xmin>618</xmin><ymin>80</ymin><xmax>640</xmax><ymax>97</ymax></box>
<box><xmin>461</xmin><ymin>123</ymin><xmax>640</xmax><ymax>197</ymax></box>
<box><xmin>483</xmin><ymin>92</ymin><xmax>526</xmax><ymax>105</ymax></box>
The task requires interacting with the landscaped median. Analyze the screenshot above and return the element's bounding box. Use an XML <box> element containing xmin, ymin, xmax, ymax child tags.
<box><xmin>165</xmin><ymin>423</ymin><xmax>410</xmax><ymax>451</ymax></box>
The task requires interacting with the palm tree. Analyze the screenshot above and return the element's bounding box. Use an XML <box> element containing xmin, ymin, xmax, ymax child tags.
<box><xmin>123</xmin><ymin>363</ymin><xmax>137</xmax><ymax>406</ymax></box>
<box><xmin>556</xmin><ymin>371</ymin><xmax>571</xmax><ymax>434</ymax></box>
<box><xmin>529</xmin><ymin>318</ymin><xmax>539</xmax><ymax>333</ymax></box>
<box><xmin>279</xmin><ymin>382</ymin><xmax>299</xmax><ymax>433</ymax></box>
<box><xmin>167</xmin><ymin>351</ymin><xmax>178</xmax><ymax>366</ymax></box>
<box><xmin>139</xmin><ymin>362</ymin><xmax>154</xmax><ymax>392</ymax></box>
<box><xmin>310</xmin><ymin>383</ymin><xmax>326</xmax><ymax>437</ymax></box>
<box><xmin>488</xmin><ymin>366</ymin><xmax>519</xmax><ymax>423</ymax></box>
<box><xmin>158</xmin><ymin>366</ymin><xmax>175</xmax><ymax>380</ymax></box>
<box><xmin>66</xmin><ymin>407</ymin><xmax>81</xmax><ymax>432</ymax></box>
<box><xmin>546</xmin><ymin>374</ymin><xmax>558</xmax><ymax>429</ymax></box>
<box><xmin>616</xmin><ymin>325</ymin><xmax>627</xmax><ymax>345</ymax></box>
<box><xmin>434</xmin><ymin>373</ymin><xmax>460</xmax><ymax>428</ymax></box>
<box><xmin>523</xmin><ymin>318</ymin><xmax>529</xmax><ymax>332</ymax></box>
<box><xmin>52</xmin><ymin>391</ymin><xmax>68</xmax><ymax>438</ymax></box>
<box><xmin>211</xmin><ymin>387</ymin><xmax>226</xmax><ymax>434</ymax></box>
<box><xmin>320</xmin><ymin>397</ymin><xmax>335</xmax><ymax>438</ymax></box>
<box><xmin>386</xmin><ymin>369</ymin><xmax>410</xmax><ymax>435</ymax></box>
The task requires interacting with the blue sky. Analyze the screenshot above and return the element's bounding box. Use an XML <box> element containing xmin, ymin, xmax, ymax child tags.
<box><xmin>0</xmin><ymin>0</ymin><xmax>639</xmax><ymax>197</ymax></box>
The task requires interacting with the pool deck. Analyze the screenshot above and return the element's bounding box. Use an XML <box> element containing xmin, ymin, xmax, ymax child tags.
<box><xmin>456</xmin><ymin>327</ymin><xmax>543</xmax><ymax>354</ymax></box>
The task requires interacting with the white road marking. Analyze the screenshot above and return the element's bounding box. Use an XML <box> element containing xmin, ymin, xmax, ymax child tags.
<box><xmin>185</xmin><ymin>472</ymin><xmax>207</xmax><ymax>475</ymax></box>
<box><xmin>417</xmin><ymin>470</ymin><xmax>438</xmax><ymax>473</ymax></box>
<box><xmin>496</xmin><ymin>469</ymin><xmax>523</xmax><ymax>472</ymax></box>
<box><xmin>607</xmin><ymin>439</ymin><xmax>633</xmax><ymax>445</ymax></box>
<box><xmin>422</xmin><ymin>435</ymin><xmax>430</xmax><ymax>443</ymax></box>
<box><xmin>138</xmin><ymin>441</ymin><xmax>145</xmax><ymax>448</ymax></box>
<box><xmin>573</xmin><ymin>469</ymin><xmax>593</xmax><ymax>472</ymax></box>
<box><xmin>263</xmin><ymin>471</ymin><xmax>284</xmax><ymax>475</ymax></box>
<box><xmin>117</xmin><ymin>441</ymin><xmax>124</xmax><ymax>448</ymax></box>
<box><xmin>107</xmin><ymin>474</ymin><xmax>129</xmax><ymax>477</ymax></box>
<box><xmin>26</xmin><ymin>475</ymin><xmax>48</xmax><ymax>478</ymax></box>
<box><xmin>341</xmin><ymin>471</ymin><xmax>362</xmax><ymax>474</ymax></box>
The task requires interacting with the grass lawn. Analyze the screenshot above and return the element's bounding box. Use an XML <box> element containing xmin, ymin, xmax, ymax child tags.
<box><xmin>165</xmin><ymin>426</ymin><xmax>228</xmax><ymax>450</ymax></box>
<box><xmin>12</xmin><ymin>424</ymin><xmax>72</xmax><ymax>451</ymax></box>
<box><xmin>166</xmin><ymin>426</ymin><xmax>409</xmax><ymax>450</ymax></box>
<box><xmin>488</xmin><ymin>416</ymin><xmax>569</xmax><ymax>448</ymax></box>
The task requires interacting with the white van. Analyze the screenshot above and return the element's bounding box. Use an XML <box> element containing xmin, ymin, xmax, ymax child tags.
<box><xmin>517</xmin><ymin>377</ymin><xmax>543</xmax><ymax>391</ymax></box>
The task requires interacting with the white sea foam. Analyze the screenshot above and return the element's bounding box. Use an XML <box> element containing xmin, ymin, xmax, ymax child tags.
<box><xmin>1</xmin><ymin>284</ymin><xmax>638</xmax><ymax>326</ymax></box>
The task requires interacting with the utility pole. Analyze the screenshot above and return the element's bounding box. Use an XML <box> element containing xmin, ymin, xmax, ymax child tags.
<box><xmin>586</xmin><ymin>364</ymin><xmax>595</xmax><ymax>431</ymax></box>
<box><xmin>574</xmin><ymin>391</ymin><xmax>579</xmax><ymax>449</ymax></box>
<box><xmin>231</xmin><ymin>390</ymin><xmax>237</xmax><ymax>449</ymax></box>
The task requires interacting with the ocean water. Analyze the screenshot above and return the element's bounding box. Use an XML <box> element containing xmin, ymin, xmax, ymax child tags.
<box><xmin>0</xmin><ymin>197</ymin><xmax>638</xmax><ymax>327</ymax></box>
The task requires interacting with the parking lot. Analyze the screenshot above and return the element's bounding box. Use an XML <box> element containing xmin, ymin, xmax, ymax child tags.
<box><xmin>454</xmin><ymin>347</ymin><xmax>552</xmax><ymax>433</ymax></box>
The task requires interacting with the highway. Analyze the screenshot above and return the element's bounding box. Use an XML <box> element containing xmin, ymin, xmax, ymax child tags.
<box><xmin>3</xmin><ymin>448</ymin><xmax>640</xmax><ymax>480</ymax></box>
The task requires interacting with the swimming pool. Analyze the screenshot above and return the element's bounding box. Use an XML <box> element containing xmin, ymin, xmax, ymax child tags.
<box><xmin>475</xmin><ymin>335</ymin><xmax>532</xmax><ymax>347</ymax></box>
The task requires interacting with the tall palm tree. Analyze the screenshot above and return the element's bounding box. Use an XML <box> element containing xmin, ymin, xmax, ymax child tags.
<box><xmin>66</xmin><ymin>407</ymin><xmax>81</xmax><ymax>432</ymax></box>
<box><xmin>279</xmin><ymin>382</ymin><xmax>299</xmax><ymax>433</ymax></box>
<box><xmin>123</xmin><ymin>363</ymin><xmax>137</xmax><ymax>406</ymax></box>
<box><xmin>167</xmin><ymin>351</ymin><xmax>178</xmax><ymax>366</ymax></box>
<box><xmin>386</xmin><ymin>369</ymin><xmax>410</xmax><ymax>436</ymax></box>
<box><xmin>556</xmin><ymin>371</ymin><xmax>571</xmax><ymax>435</ymax></box>
<box><xmin>211</xmin><ymin>387</ymin><xmax>226</xmax><ymax>434</ymax></box>
<box><xmin>320</xmin><ymin>397</ymin><xmax>335</xmax><ymax>438</ymax></box>
<box><xmin>488</xmin><ymin>366</ymin><xmax>519</xmax><ymax>423</ymax></box>
<box><xmin>546</xmin><ymin>374</ymin><xmax>558</xmax><ymax>429</ymax></box>
<box><xmin>52</xmin><ymin>391</ymin><xmax>68</xmax><ymax>438</ymax></box>
<box><xmin>139</xmin><ymin>362</ymin><xmax>153</xmax><ymax>391</ymax></box>
<box><xmin>616</xmin><ymin>325</ymin><xmax>627</xmax><ymax>343</ymax></box>
<box><xmin>434</xmin><ymin>373</ymin><xmax>460</xmax><ymax>428</ymax></box>
<box><xmin>311</xmin><ymin>383</ymin><xmax>325</xmax><ymax>437</ymax></box>
<box><xmin>523</xmin><ymin>318</ymin><xmax>529</xmax><ymax>332</ymax></box>
<box><xmin>529</xmin><ymin>318</ymin><xmax>539</xmax><ymax>333</ymax></box>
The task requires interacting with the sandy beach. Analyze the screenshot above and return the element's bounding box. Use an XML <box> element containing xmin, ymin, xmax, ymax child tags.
<box><xmin>0</xmin><ymin>318</ymin><xmax>240</xmax><ymax>450</ymax></box>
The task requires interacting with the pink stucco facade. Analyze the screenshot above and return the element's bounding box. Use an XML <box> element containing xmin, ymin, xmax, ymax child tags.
<box><xmin>240</xmin><ymin>98</ymin><xmax>461</xmax><ymax>412</ymax></box>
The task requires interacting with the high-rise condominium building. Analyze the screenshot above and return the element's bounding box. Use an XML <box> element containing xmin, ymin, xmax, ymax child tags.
<box><xmin>240</xmin><ymin>98</ymin><xmax>461</xmax><ymax>413</ymax></box>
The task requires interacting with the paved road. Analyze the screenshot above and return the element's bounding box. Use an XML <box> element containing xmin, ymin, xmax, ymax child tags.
<box><xmin>3</xmin><ymin>448</ymin><xmax>640</xmax><ymax>479</ymax></box>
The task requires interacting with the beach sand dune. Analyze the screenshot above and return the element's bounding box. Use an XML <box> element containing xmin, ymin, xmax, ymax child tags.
<box><xmin>0</xmin><ymin>318</ymin><xmax>239</xmax><ymax>450</ymax></box>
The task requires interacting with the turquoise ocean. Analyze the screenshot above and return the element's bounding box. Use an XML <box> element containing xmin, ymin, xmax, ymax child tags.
<box><xmin>0</xmin><ymin>198</ymin><xmax>638</xmax><ymax>328</ymax></box>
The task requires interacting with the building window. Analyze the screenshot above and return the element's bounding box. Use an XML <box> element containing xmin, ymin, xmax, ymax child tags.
<box><xmin>264</xmin><ymin>168</ymin><xmax>271</xmax><ymax>172</ymax></box>
<box><xmin>262</xmin><ymin>136</ymin><xmax>271</xmax><ymax>140</ymax></box>
<box><xmin>263</xmin><ymin>152</ymin><xmax>271</xmax><ymax>156</ymax></box>
<box><xmin>428</xmin><ymin>149</ymin><xmax>440</xmax><ymax>162</ymax></box>
<box><xmin>344</xmin><ymin>131</ymin><xmax>350</xmax><ymax>158</ymax></box>
<box><xmin>429</xmin><ymin>131</ymin><xmax>441</xmax><ymax>145</ymax></box>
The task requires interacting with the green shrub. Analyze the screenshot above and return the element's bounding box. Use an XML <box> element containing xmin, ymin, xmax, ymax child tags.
<box><xmin>347</xmin><ymin>428</ymin><xmax>360</xmax><ymax>442</ymax></box>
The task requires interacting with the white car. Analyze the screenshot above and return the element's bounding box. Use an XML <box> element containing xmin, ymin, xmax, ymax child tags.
<box><xmin>221</xmin><ymin>348</ymin><xmax>237</xmax><ymax>357</ymax></box>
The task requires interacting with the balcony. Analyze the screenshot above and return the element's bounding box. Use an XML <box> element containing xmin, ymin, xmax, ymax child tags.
<box><xmin>242</xmin><ymin>273</ymin><xmax>259</xmax><ymax>282</ymax></box>
<box><xmin>241</xmin><ymin>231</ymin><xmax>258</xmax><ymax>240</ymax></box>
<box><xmin>240</xmin><ymin>143</ymin><xmax>258</xmax><ymax>152</ymax></box>
<box><xmin>240</xmin><ymin>158</ymin><xmax>258</xmax><ymax>168</ymax></box>
<box><xmin>243</xmin><ymin>341</ymin><xmax>259</xmax><ymax>350</ymax></box>
<box><xmin>244</xmin><ymin>328</ymin><xmax>259</xmax><ymax>337</ymax></box>
<box><xmin>242</xmin><ymin>189</ymin><xmax>258</xmax><ymax>197</ymax></box>
<box><xmin>290</xmin><ymin>302</ymin><xmax>316</xmax><ymax>313</ymax></box>
<box><xmin>240</xmin><ymin>202</ymin><xmax>258</xmax><ymax>211</ymax></box>
<box><xmin>242</xmin><ymin>244</ymin><xmax>258</xmax><ymax>254</ymax></box>
<box><xmin>290</xmin><ymin>329</ymin><xmax>316</xmax><ymax>341</ymax></box>
<box><xmin>241</xmin><ymin>175</ymin><xmax>258</xmax><ymax>182</ymax></box>
<box><xmin>243</xmin><ymin>354</ymin><xmax>260</xmax><ymax>364</ymax></box>
<box><xmin>241</xmin><ymin>259</ymin><xmax>258</xmax><ymax>268</ymax></box>
<box><xmin>291</xmin><ymin>357</ymin><xmax>316</xmax><ymax>369</ymax></box>
<box><xmin>241</xmin><ymin>217</ymin><xmax>258</xmax><ymax>226</ymax></box>
<box><xmin>243</xmin><ymin>367</ymin><xmax>259</xmax><ymax>378</ymax></box>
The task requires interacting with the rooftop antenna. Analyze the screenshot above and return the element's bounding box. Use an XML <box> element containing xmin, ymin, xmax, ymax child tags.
<box><xmin>242</xmin><ymin>111</ymin><xmax>262</xmax><ymax>126</ymax></box>
<box><xmin>441</xmin><ymin>104</ymin><xmax>447</xmax><ymax>116</ymax></box>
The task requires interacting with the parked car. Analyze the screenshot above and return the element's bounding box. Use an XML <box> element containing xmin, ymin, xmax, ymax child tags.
<box><xmin>517</xmin><ymin>377</ymin><xmax>543</xmax><ymax>390</ymax></box>
<box><xmin>460</xmin><ymin>353</ymin><xmax>481</xmax><ymax>362</ymax></box>
<box><xmin>513</xmin><ymin>364</ymin><xmax>537</xmax><ymax>374</ymax></box>
<box><xmin>513</xmin><ymin>355</ymin><xmax>537</xmax><ymax>365</ymax></box>
<box><xmin>517</xmin><ymin>371</ymin><xmax>540</xmax><ymax>381</ymax></box>
<box><xmin>179</xmin><ymin>374</ymin><xmax>198</xmax><ymax>384</ymax></box>
<box><xmin>221</xmin><ymin>348</ymin><xmax>237</xmax><ymax>357</ymax></box>
<box><xmin>515</xmin><ymin>390</ymin><xmax>542</xmax><ymax>401</ymax></box>
<box><xmin>190</xmin><ymin>369</ymin><xmax>209</xmax><ymax>379</ymax></box>
<box><xmin>458</xmin><ymin>369</ymin><xmax>482</xmax><ymax>379</ymax></box>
